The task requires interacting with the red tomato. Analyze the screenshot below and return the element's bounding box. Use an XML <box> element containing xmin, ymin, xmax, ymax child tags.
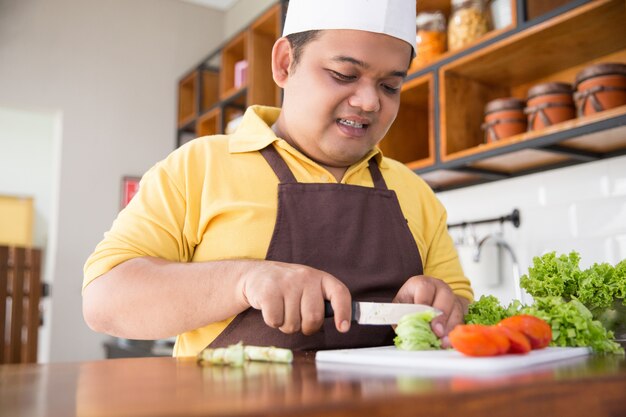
<box><xmin>481</xmin><ymin>326</ymin><xmax>511</xmax><ymax>354</ymax></box>
<box><xmin>493</xmin><ymin>325</ymin><xmax>531</xmax><ymax>354</ymax></box>
<box><xmin>498</xmin><ymin>315</ymin><xmax>552</xmax><ymax>350</ymax></box>
<box><xmin>449</xmin><ymin>324</ymin><xmax>509</xmax><ymax>357</ymax></box>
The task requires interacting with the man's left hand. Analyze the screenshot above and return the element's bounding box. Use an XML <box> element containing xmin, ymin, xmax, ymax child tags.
<box><xmin>392</xmin><ymin>275</ymin><xmax>470</xmax><ymax>348</ymax></box>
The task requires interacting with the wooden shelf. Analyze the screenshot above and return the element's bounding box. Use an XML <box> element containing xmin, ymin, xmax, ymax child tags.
<box><xmin>177</xmin><ymin>3</ymin><xmax>282</xmax><ymax>146</ymax></box>
<box><xmin>220</xmin><ymin>32</ymin><xmax>248</xmax><ymax>99</ymax></box>
<box><xmin>419</xmin><ymin>169</ymin><xmax>487</xmax><ymax>191</ymax></box>
<box><xmin>177</xmin><ymin>71</ymin><xmax>196</xmax><ymax>127</ymax></box>
<box><xmin>248</xmin><ymin>4</ymin><xmax>282</xmax><ymax>107</ymax></box>
<box><xmin>200</xmin><ymin>70</ymin><xmax>219</xmax><ymax>114</ymax></box>
<box><xmin>409</xmin><ymin>0</ymin><xmax>518</xmax><ymax>76</ymax></box>
<box><xmin>380</xmin><ymin>74</ymin><xmax>434</xmax><ymax>169</ymax></box>
<box><xmin>440</xmin><ymin>0</ymin><xmax>626</xmax><ymax>160</ymax></box>
<box><xmin>525</xmin><ymin>0</ymin><xmax>575</xmax><ymax>21</ymax></box>
<box><xmin>196</xmin><ymin>108</ymin><xmax>220</xmax><ymax>137</ymax></box>
<box><xmin>421</xmin><ymin>106</ymin><xmax>626</xmax><ymax>190</ymax></box>
<box><xmin>177</xmin><ymin>69</ymin><xmax>220</xmax><ymax>128</ymax></box>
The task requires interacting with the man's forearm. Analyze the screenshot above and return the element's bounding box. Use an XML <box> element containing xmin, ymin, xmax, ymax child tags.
<box><xmin>82</xmin><ymin>257</ymin><xmax>256</xmax><ymax>340</ymax></box>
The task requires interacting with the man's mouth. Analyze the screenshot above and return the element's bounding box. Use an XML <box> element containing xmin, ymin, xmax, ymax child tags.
<box><xmin>337</xmin><ymin>118</ymin><xmax>368</xmax><ymax>129</ymax></box>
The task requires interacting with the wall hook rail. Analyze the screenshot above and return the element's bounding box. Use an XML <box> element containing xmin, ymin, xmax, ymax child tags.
<box><xmin>447</xmin><ymin>208</ymin><xmax>521</xmax><ymax>230</ymax></box>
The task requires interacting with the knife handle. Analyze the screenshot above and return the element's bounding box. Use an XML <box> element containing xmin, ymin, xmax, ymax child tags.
<box><xmin>323</xmin><ymin>300</ymin><xmax>357</xmax><ymax>321</ymax></box>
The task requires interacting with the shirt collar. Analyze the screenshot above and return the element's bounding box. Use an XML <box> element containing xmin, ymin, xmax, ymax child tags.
<box><xmin>228</xmin><ymin>105</ymin><xmax>388</xmax><ymax>169</ymax></box>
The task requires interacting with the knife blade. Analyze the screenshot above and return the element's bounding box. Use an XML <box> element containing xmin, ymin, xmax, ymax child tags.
<box><xmin>324</xmin><ymin>300</ymin><xmax>442</xmax><ymax>325</ymax></box>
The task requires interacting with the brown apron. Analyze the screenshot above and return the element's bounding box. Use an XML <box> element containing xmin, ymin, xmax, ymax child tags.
<box><xmin>210</xmin><ymin>144</ymin><xmax>423</xmax><ymax>350</ymax></box>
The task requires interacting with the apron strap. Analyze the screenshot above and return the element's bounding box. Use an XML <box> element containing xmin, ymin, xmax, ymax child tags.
<box><xmin>261</xmin><ymin>143</ymin><xmax>388</xmax><ymax>190</ymax></box>
<box><xmin>260</xmin><ymin>144</ymin><xmax>297</xmax><ymax>184</ymax></box>
<box><xmin>368</xmin><ymin>158</ymin><xmax>388</xmax><ymax>190</ymax></box>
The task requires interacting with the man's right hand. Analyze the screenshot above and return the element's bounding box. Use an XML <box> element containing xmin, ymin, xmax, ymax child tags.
<box><xmin>239</xmin><ymin>261</ymin><xmax>352</xmax><ymax>335</ymax></box>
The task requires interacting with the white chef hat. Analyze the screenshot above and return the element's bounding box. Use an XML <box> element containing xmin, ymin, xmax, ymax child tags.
<box><xmin>282</xmin><ymin>0</ymin><xmax>417</xmax><ymax>54</ymax></box>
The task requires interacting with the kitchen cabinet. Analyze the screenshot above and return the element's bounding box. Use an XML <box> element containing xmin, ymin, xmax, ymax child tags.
<box><xmin>176</xmin><ymin>0</ymin><xmax>626</xmax><ymax>191</ymax></box>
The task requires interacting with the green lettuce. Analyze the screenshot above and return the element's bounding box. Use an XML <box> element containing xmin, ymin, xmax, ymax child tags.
<box><xmin>520</xmin><ymin>296</ymin><xmax>623</xmax><ymax>355</ymax></box>
<box><xmin>615</xmin><ymin>259</ymin><xmax>626</xmax><ymax>299</ymax></box>
<box><xmin>578</xmin><ymin>262</ymin><xmax>619</xmax><ymax>310</ymax></box>
<box><xmin>394</xmin><ymin>310</ymin><xmax>441</xmax><ymax>350</ymax></box>
<box><xmin>520</xmin><ymin>251</ymin><xmax>626</xmax><ymax>339</ymax></box>
<box><xmin>465</xmin><ymin>295</ymin><xmax>509</xmax><ymax>325</ymax></box>
<box><xmin>520</xmin><ymin>251</ymin><xmax>582</xmax><ymax>299</ymax></box>
<box><xmin>465</xmin><ymin>295</ymin><xmax>524</xmax><ymax>325</ymax></box>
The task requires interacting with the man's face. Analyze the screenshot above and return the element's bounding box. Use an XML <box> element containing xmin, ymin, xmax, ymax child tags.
<box><xmin>276</xmin><ymin>30</ymin><xmax>411</xmax><ymax>169</ymax></box>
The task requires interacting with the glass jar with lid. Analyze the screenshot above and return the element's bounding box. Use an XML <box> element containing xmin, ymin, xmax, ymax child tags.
<box><xmin>448</xmin><ymin>0</ymin><xmax>489</xmax><ymax>51</ymax></box>
<box><xmin>412</xmin><ymin>11</ymin><xmax>447</xmax><ymax>69</ymax></box>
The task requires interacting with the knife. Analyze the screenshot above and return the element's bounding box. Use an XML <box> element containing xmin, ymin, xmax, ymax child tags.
<box><xmin>324</xmin><ymin>300</ymin><xmax>442</xmax><ymax>325</ymax></box>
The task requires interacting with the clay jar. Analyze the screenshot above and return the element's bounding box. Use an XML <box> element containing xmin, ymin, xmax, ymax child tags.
<box><xmin>574</xmin><ymin>62</ymin><xmax>626</xmax><ymax>117</ymax></box>
<box><xmin>525</xmin><ymin>82</ymin><xmax>575</xmax><ymax>131</ymax></box>
<box><xmin>481</xmin><ymin>98</ymin><xmax>527</xmax><ymax>143</ymax></box>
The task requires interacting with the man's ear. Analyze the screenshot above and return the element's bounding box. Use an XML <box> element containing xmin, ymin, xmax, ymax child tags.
<box><xmin>272</xmin><ymin>37</ymin><xmax>293</xmax><ymax>88</ymax></box>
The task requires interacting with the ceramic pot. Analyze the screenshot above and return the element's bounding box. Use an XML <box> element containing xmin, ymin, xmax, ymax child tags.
<box><xmin>574</xmin><ymin>62</ymin><xmax>626</xmax><ymax>117</ymax></box>
<box><xmin>481</xmin><ymin>97</ymin><xmax>526</xmax><ymax>143</ymax></box>
<box><xmin>525</xmin><ymin>82</ymin><xmax>575</xmax><ymax>131</ymax></box>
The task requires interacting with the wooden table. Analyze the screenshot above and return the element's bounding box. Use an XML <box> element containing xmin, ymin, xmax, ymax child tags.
<box><xmin>1</xmin><ymin>351</ymin><xmax>625</xmax><ymax>417</ymax></box>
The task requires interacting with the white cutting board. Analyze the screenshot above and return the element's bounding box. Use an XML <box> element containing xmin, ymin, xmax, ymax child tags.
<box><xmin>316</xmin><ymin>346</ymin><xmax>590</xmax><ymax>375</ymax></box>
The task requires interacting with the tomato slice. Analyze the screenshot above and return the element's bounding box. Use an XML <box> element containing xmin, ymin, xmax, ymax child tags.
<box><xmin>449</xmin><ymin>324</ymin><xmax>509</xmax><ymax>357</ymax></box>
<box><xmin>492</xmin><ymin>325</ymin><xmax>531</xmax><ymax>354</ymax></box>
<box><xmin>498</xmin><ymin>315</ymin><xmax>552</xmax><ymax>350</ymax></box>
<box><xmin>481</xmin><ymin>326</ymin><xmax>511</xmax><ymax>355</ymax></box>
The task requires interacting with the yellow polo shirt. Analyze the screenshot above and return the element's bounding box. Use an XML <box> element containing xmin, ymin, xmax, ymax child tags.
<box><xmin>83</xmin><ymin>105</ymin><xmax>473</xmax><ymax>357</ymax></box>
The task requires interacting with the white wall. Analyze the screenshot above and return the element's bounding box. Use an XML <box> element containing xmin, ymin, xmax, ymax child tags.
<box><xmin>224</xmin><ymin>0</ymin><xmax>277</xmax><ymax>39</ymax></box>
<box><xmin>438</xmin><ymin>155</ymin><xmax>626</xmax><ymax>306</ymax></box>
<box><xmin>0</xmin><ymin>0</ymin><xmax>224</xmax><ymax>362</ymax></box>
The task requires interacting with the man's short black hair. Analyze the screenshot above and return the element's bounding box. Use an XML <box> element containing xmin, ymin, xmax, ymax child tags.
<box><xmin>285</xmin><ymin>30</ymin><xmax>414</xmax><ymax>72</ymax></box>
<box><xmin>285</xmin><ymin>30</ymin><xmax>321</xmax><ymax>71</ymax></box>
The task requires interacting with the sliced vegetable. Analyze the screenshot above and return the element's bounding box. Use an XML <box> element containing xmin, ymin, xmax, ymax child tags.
<box><xmin>243</xmin><ymin>345</ymin><xmax>293</xmax><ymax>363</ymax></box>
<box><xmin>197</xmin><ymin>342</ymin><xmax>293</xmax><ymax>367</ymax></box>
<box><xmin>198</xmin><ymin>342</ymin><xmax>245</xmax><ymax>367</ymax></box>
<box><xmin>451</xmin><ymin>315</ymin><xmax>552</xmax><ymax>357</ymax></box>
<box><xmin>394</xmin><ymin>310</ymin><xmax>441</xmax><ymax>351</ymax></box>
<box><xmin>498</xmin><ymin>314</ymin><xmax>552</xmax><ymax>350</ymax></box>
<box><xmin>495</xmin><ymin>325</ymin><xmax>531</xmax><ymax>354</ymax></box>
<box><xmin>449</xmin><ymin>324</ymin><xmax>512</xmax><ymax>357</ymax></box>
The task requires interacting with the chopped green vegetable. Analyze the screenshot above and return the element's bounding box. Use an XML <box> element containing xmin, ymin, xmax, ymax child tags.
<box><xmin>243</xmin><ymin>345</ymin><xmax>293</xmax><ymax>363</ymax></box>
<box><xmin>521</xmin><ymin>296</ymin><xmax>623</xmax><ymax>355</ymax></box>
<box><xmin>198</xmin><ymin>342</ymin><xmax>245</xmax><ymax>367</ymax></box>
<box><xmin>197</xmin><ymin>342</ymin><xmax>293</xmax><ymax>367</ymax></box>
<box><xmin>394</xmin><ymin>310</ymin><xmax>441</xmax><ymax>350</ymax></box>
<box><xmin>465</xmin><ymin>295</ymin><xmax>509</xmax><ymax>325</ymax></box>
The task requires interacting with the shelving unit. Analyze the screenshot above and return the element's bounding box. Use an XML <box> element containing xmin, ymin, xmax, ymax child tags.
<box><xmin>176</xmin><ymin>2</ymin><xmax>283</xmax><ymax>147</ymax></box>
<box><xmin>408</xmin><ymin>0</ymin><xmax>626</xmax><ymax>190</ymax></box>
<box><xmin>379</xmin><ymin>74</ymin><xmax>435</xmax><ymax>170</ymax></box>
<box><xmin>176</xmin><ymin>0</ymin><xmax>626</xmax><ymax>191</ymax></box>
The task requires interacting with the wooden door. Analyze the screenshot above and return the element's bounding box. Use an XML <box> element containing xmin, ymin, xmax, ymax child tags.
<box><xmin>0</xmin><ymin>246</ymin><xmax>42</xmax><ymax>363</ymax></box>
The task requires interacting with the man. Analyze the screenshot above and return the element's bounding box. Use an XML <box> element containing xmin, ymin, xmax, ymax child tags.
<box><xmin>83</xmin><ymin>0</ymin><xmax>473</xmax><ymax>357</ymax></box>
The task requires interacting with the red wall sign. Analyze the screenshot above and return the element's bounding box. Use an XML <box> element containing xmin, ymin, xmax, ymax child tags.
<box><xmin>121</xmin><ymin>176</ymin><xmax>141</xmax><ymax>209</ymax></box>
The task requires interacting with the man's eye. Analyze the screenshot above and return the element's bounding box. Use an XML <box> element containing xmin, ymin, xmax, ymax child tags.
<box><xmin>330</xmin><ymin>70</ymin><xmax>356</xmax><ymax>82</ymax></box>
<box><xmin>383</xmin><ymin>84</ymin><xmax>400</xmax><ymax>94</ymax></box>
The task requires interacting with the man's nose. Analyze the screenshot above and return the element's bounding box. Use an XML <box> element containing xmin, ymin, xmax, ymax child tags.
<box><xmin>348</xmin><ymin>83</ymin><xmax>381</xmax><ymax>113</ymax></box>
